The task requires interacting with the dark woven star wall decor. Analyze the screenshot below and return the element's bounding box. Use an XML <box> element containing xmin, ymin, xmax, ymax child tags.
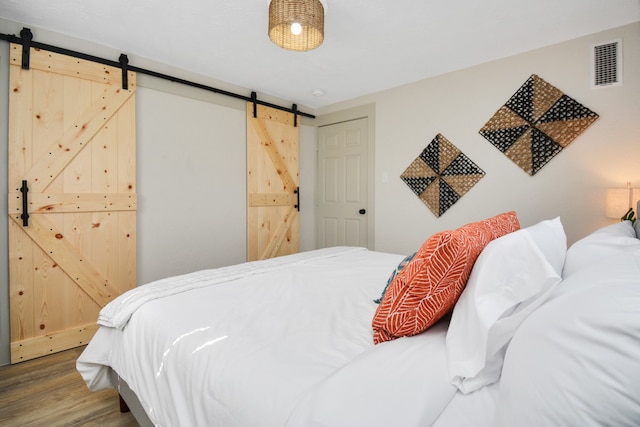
<box><xmin>401</xmin><ymin>134</ymin><xmax>485</xmax><ymax>217</ymax></box>
<box><xmin>479</xmin><ymin>74</ymin><xmax>599</xmax><ymax>175</ymax></box>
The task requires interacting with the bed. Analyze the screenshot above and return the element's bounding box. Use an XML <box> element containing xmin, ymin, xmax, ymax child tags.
<box><xmin>77</xmin><ymin>210</ymin><xmax>640</xmax><ymax>426</ymax></box>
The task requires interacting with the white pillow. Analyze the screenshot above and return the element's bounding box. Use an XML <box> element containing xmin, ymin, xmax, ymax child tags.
<box><xmin>494</xmin><ymin>253</ymin><xmax>640</xmax><ymax>426</ymax></box>
<box><xmin>446</xmin><ymin>218</ymin><xmax>566</xmax><ymax>394</ymax></box>
<box><xmin>562</xmin><ymin>221</ymin><xmax>637</xmax><ymax>278</ymax></box>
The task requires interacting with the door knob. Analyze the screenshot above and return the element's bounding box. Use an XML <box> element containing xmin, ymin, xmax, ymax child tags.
<box><xmin>359</xmin><ymin>209</ymin><xmax>366</xmax><ymax>215</ymax></box>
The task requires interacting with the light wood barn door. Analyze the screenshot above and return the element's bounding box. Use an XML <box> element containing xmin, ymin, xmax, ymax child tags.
<box><xmin>7</xmin><ymin>44</ymin><xmax>137</xmax><ymax>363</ymax></box>
<box><xmin>247</xmin><ymin>104</ymin><xmax>299</xmax><ymax>261</ymax></box>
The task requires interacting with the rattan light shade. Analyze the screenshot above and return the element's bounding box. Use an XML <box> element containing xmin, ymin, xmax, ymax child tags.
<box><xmin>269</xmin><ymin>0</ymin><xmax>324</xmax><ymax>52</ymax></box>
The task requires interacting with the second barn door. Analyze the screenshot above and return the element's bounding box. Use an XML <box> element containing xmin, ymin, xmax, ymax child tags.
<box><xmin>246</xmin><ymin>103</ymin><xmax>299</xmax><ymax>261</ymax></box>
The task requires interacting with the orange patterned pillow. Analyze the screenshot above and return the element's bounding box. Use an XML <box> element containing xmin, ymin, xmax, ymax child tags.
<box><xmin>372</xmin><ymin>211</ymin><xmax>520</xmax><ymax>344</ymax></box>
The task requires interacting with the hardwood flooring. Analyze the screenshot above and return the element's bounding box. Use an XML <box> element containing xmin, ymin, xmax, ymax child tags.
<box><xmin>0</xmin><ymin>346</ymin><xmax>138</xmax><ymax>427</ymax></box>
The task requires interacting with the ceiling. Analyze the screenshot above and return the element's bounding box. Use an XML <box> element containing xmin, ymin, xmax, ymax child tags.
<box><xmin>0</xmin><ymin>0</ymin><xmax>639</xmax><ymax>110</ymax></box>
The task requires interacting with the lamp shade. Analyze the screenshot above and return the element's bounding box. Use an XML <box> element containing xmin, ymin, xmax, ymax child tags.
<box><xmin>269</xmin><ymin>0</ymin><xmax>324</xmax><ymax>52</ymax></box>
<box><xmin>606</xmin><ymin>188</ymin><xmax>631</xmax><ymax>218</ymax></box>
<box><xmin>606</xmin><ymin>184</ymin><xmax>640</xmax><ymax>218</ymax></box>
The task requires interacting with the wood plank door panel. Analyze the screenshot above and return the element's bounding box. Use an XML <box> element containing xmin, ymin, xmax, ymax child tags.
<box><xmin>247</xmin><ymin>104</ymin><xmax>299</xmax><ymax>261</ymax></box>
<box><xmin>7</xmin><ymin>44</ymin><xmax>137</xmax><ymax>363</ymax></box>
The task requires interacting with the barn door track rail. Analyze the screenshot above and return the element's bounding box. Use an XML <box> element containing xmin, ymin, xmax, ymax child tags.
<box><xmin>0</xmin><ymin>28</ymin><xmax>314</xmax><ymax>125</ymax></box>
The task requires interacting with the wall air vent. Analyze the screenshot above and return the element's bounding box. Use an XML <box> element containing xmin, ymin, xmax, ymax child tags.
<box><xmin>591</xmin><ymin>39</ymin><xmax>622</xmax><ymax>88</ymax></box>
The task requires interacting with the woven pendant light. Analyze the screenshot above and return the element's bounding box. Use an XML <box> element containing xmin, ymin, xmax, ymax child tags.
<box><xmin>269</xmin><ymin>0</ymin><xmax>325</xmax><ymax>52</ymax></box>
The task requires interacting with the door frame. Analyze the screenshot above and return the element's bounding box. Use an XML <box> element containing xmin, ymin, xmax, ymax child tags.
<box><xmin>314</xmin><ymin>103</ymin><xmax>375</xmax><ymax>250</ymax></box>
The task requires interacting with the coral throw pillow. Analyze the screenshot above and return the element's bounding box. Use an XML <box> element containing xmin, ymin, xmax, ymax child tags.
<box><xmin>372</xmin><ymin>211</ymin><xmax>519</xmax><ymax>344</ymax></box>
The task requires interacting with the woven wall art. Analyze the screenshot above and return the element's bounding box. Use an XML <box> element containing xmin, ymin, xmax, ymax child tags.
<box><xmin>401</xmin><ymin>133</ymin><xmax>485</xmax><ymax>217</ymax></box>
<box><xmin>479</xmin><ymin>74</ymin><xmax>599</xmax><ymax>176</ymax></box>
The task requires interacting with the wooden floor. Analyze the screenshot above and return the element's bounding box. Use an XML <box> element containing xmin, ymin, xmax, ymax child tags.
<box><xmin>0</xmin><ymin>346</ymin><xmax>138</xmax><ymax>426</ymax></box>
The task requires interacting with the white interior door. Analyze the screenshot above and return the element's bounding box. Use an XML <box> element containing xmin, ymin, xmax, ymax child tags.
<box><xmin>316</xmin><ymin>118</ymin><xmax>368</xmax><ymax>248</ymax></box>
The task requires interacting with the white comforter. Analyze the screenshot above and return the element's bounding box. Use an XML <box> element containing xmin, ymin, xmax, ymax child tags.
<box><xmin>77</xmin><ymin>247</ymin><xmax>460</xmax><ymax>426</ymax></box>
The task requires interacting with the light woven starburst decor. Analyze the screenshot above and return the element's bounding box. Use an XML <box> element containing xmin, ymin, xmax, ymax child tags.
<box><xmin>401</xmin><ymin>134</ymin><xmax>485</xmax><ymax>217</ymax></box>
<box><xmin>479</xmin><ymin>74</ymin><xmax>599</xmax><ymax>175</ymax></box>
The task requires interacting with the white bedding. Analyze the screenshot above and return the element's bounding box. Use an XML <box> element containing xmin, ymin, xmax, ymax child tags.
<box><xmin>78</xmin><ymin>220</ymin><xmax>640</xmax><ymax>426</ymax></box>
<box><xmin>77</xmin><ymin>247</ymin><xmax>472</xmax><ymax>426</ymax></box>
<box><xmin>286</xmin><ymin>321</ymin><xmax>456</xmax><ymax>427</ymax></box>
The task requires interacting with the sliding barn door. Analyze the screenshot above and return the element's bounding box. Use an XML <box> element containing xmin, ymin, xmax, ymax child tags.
<box><xmin>7</xmin><ymin>44</ymin><xmax>137</xmax><ymax>363</ymax></box>
<box><xmin>246</xmin><ymin>104</ymin><xmax>299</xmax><ymax>261</ymax></box>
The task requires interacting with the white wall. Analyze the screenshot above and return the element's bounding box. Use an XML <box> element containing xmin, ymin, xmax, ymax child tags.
<box><xmin>135</xmin><ymin>86</ymin><xmax>247</xmax><ymax>282</ymax></box>
<box><xmin>319</xmin><ymin>22</ymin><xmax>640</xmax><ymax>254</ymax></box>
<box><xmin>0</xmin><ymin>18</ymin><xmax>316</xmax><ymax>365</ymax></box>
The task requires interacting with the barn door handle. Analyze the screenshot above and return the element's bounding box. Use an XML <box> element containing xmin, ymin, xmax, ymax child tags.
<box><xmin>20</xmin><ymin>180</ymin><xmax>29</xmax><ymax>226</ymax></box>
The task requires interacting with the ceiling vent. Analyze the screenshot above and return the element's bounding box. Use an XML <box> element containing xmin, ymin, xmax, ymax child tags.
<box><xmin>591</xmin><ymin>39</ymin><xmax>622</xmax><ymax>88</ymax></box>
